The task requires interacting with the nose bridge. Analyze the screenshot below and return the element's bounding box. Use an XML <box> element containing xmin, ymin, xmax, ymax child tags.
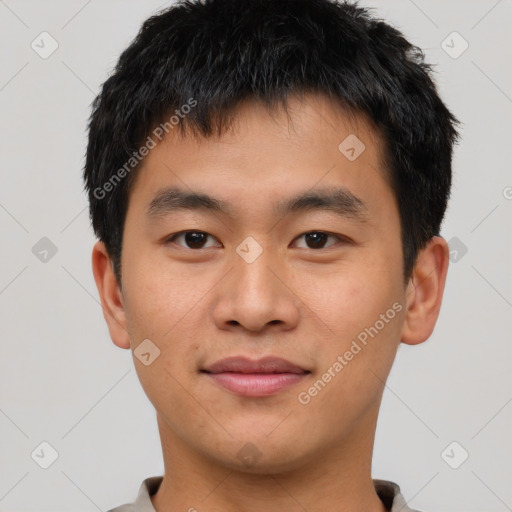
<box><xmin>235</xmin><ymin>244</ymin><xmax>275</xmax><ymax>294</ymax></box>
<box><xmin>212</xmin><ymin>235</ymin><xmax>299</xmax><ymax>332</ymax></box>
<box><xmin>233</xmin><ymin>236</ymin><xmax>279</xmax><ymax>307</ymax></box>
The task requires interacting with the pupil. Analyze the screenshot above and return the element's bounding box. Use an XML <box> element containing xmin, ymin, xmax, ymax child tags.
<box><xmin>306</xmin><ymin>232</ymin><xmax>327</xmax><ymax>248</ymax></box>
<box><xmin>185</xmin><ymin>232</ymin><xmax>206</xmax><ymax>248</ymax></box>
<box><xmin>182</xmin><ymin>232</ymin><xmax>328</xmax><ymax>249</ymax></box>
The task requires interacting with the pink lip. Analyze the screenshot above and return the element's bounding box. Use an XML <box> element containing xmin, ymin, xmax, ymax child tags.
<box><xmin>201</xmin><ymin>356</ymin><xmax>310</xmax><ymax>397</ymax></box>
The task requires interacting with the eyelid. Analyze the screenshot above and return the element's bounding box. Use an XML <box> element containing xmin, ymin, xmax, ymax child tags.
<box><xmin>165</xmin><ymin>230</ymin><xmax>351</xmax><ymax>250</ymax></box>
<box><xmin>291</xmin><ymin>231</ymin><xmax>350</xmax><ymax>249</ymax></box>
<box><xmin>165</xmin><ymin>230</ymin><xmax>222</xmax><ymax>248</ymax></box>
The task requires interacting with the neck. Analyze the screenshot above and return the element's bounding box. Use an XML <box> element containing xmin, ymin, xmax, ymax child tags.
<box><xmin>150</xmin><ymin>411</ymin><xmax>388</xmax><ymax>512</ymax></box>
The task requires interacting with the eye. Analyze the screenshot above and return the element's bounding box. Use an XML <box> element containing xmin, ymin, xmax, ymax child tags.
<box><xmin>165</xmin><ymin>230</ymin><xmax>348</xmax><ymax>250</ymax></box>
<box><xmin>165</xmin><ymin>231</ymin><xmax>222</xmax><ymax>250</ymax></box>
<box><xmin>292</xmin><ymin>231</ymin><xmax>347</xmax><ymax>249</ymax></box>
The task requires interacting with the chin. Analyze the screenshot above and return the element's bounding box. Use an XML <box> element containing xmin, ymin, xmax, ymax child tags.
<box><xmin>203</xmin><ymin>433</ymin><xmax>318</xmax><ymax>475</ymax></box>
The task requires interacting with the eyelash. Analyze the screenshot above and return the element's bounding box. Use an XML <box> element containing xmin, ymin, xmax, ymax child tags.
<box><xmin>164</xmin><ymin>230</ymin><xmax>350</xmax><ymax>250</ymax></box>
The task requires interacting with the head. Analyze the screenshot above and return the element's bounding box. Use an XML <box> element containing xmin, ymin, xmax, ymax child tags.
<box><xmin>85</xmin><ymin>0</ymin><xmax>460</xmax><ymax>474</ymax></box>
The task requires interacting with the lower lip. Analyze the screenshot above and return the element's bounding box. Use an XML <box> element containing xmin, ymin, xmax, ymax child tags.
<box><xmin>203</xmin><ymin>372</ymin><xmax>309</xmax><ymax>397</ymax></box>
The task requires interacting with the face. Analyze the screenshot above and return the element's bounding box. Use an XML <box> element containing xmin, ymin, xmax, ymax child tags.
<box><xmin>93</xmin><ymin>93</ymin><xmax>447</xmax><ymax>474</ymax></box>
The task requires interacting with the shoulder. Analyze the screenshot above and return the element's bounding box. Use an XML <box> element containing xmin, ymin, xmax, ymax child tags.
<box><xmin>105</xmin><ymin>476</ymin><xmax>163</xmax><ymax>512</ymax></box>
<box><xmin>373</xmin><ymin>479</ymin><xmax>425</xmax><ymax>512</ymax></box>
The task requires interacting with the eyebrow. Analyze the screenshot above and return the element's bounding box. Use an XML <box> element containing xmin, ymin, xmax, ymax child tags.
<box><xmin>146</xmin><ymin>186</ymin><xmax>369</xmax><ymax>223</ymax></box>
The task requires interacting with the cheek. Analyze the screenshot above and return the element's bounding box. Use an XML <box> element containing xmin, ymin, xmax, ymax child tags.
<box><xmin>122</xmin><ymin>248</ymin><xmax>196</xmax><ymax>334</ymax></box>
<box><xmin>302</xmin><ymin>293</ymin><xmax>404</xmax><ymax>432</ymax></box>
<box><xmin>295</xmin><ymin>261</ymin><xmax>395</xmax><ymax>338</ymax></box>
<box><xmin>122</xmin><ymin>256</ymin><xmax>212</xmax><ymax>380</ymax></box>
<box><xmin>306</xmin><ymin>258</ymin><xmax>404</xmax><ymax>381</ymax></box>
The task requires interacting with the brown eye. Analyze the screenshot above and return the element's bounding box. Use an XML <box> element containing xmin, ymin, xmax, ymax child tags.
<box><xmin>293</xmin><ymin>231</ymin><xmax>344</xmax><ymax>249</ymax></box>
<box><xmin>167</xmin><ymin>231</ymin><xmax>221</xmax><ymax>249</ymax></box>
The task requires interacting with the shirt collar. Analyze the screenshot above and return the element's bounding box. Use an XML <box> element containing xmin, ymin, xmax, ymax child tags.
<box><xmin>128</xmin><ymin>476</ymin><xmax>418</xmax><ymax>512</ymax></box>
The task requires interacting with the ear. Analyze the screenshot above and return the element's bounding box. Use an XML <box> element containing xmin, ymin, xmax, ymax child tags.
<box><xmin>91</xmin><ymin>240</ymin><xmax>131</xmax><ymax>349</ymax></box>
<box><xmin>400</xmin><ymin>236</ymin><xmax>450</xmax><ymax>345</ymax></box>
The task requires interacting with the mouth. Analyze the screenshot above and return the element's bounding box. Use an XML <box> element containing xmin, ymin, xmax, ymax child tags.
<box><xmin>201</xmin><ymin>356</ymin><xmax>311</xmax><ymax>397</ymax></box>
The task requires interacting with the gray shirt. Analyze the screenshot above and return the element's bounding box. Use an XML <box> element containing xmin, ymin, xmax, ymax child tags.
<box><xmin>107</xmin><ymin>476</ymin><xmax>421</xmax><ymax>512</ymax></box>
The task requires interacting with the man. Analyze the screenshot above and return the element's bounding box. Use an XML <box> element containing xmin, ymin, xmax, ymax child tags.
<box><xmin>84</xmin><ymin>0</ymin><xmax>460</xmax><ymax>510</ymax></box>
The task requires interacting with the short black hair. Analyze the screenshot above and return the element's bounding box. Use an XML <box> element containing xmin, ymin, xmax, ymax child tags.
<box><xmin>83</xmin><ymin>0</ymin><xmax>461</xmax><ymax>286</ymax></box>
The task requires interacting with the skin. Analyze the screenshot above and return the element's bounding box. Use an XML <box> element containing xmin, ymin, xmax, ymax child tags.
<box><xmin>92</xmin><ymin>93</ymin><xmax>449</xmax><ymax>512</ymax></box>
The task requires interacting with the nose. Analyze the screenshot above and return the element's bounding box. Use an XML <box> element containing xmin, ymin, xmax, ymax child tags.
<box><xmin>211</xmin><ymin>244</ymin><xmax>300</xmax><ymax>333</ymax></box>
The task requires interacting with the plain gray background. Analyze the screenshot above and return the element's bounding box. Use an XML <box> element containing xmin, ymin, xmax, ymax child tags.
<box><xmin>1</xmin><ymin>1</ymin><xmax>511</xmax><ymax>510</ymax></box>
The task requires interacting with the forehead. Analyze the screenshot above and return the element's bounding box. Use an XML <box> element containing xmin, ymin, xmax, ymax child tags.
<box><xmin>126</xmin><ymin>93</ymin><xmax>393</xmax><ymax>221</ymax></box>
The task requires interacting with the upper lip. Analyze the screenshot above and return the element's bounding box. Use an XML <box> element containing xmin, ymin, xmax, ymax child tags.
<box><xmin>202</xmin><ymin>356</ymin><xmax>309</xmax><ymax>374</ymax></box>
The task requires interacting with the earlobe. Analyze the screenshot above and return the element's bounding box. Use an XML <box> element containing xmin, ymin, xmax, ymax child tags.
<box><xmin>91</xmin><ymin>240</ymin><xmax>131</xmax><ymax>349</ymax></box>
<box><xmin>400</xmin><ymin>236</ymin><xmax>450</xmax><ymax>346</ymax></box>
